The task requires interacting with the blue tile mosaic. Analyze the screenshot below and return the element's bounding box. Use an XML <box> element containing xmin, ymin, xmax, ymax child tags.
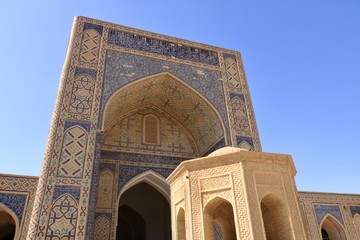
<box><xmin>350</xmin><ymin>206</ymin><xmax>360</xmax><ymax>217</ymax></box>
<box><xmin>94</xmin><ymin>212</ymin><xmax>112</xmax><ymax>220</ymax></box>
<box><xmin>236</xmin><ymin>136</ymin><xmax>254</xmax><ymax>149</ymax></box>
<box><xmin>230</xmin><ymin>93</ymin><xmax>245</xmax><ymax>101</ymax></box>
<box><xmin>108</xmin><ymin>29</ymin><xmax>219</xmax><ymax>65</ymax></box>
<box><xmin>223</xmin><ymin>53</ymin><xmax>236</xmax><ymax>61</ymax></box>
<box><xmin>314</xmin><ymin>205</ymin><xmax>344</xmax><ymax>225</ymax></box>
<box><xmin>64</xmin><ymin>120</ymin><xmax>91</xmax><ymax>132</ymax></box>
<box><xmin>52</xmin><ymin>185</ymin><xmax>81</xmax><ymax>202</ymax></box>
<box><xmin>99</xmin><ymin>163</ymin><xmax>116</xmax><ymax>172</ymax></box>
<box><xmin>118</xmin><ymin>165</ymin><xmax>174</xmax><ymax>193</ymax></box>
<box><xmin>83</xmin><ymin>22</ymin><xmax>103</xmax><ymax>35</ymax></box>
<box><xmin>101</xmin><ymin>150</ymin><xmax>189</xmax><ymax>166</ymax></box>
<box><xmin>86</xmin><ymin>132</ymin><xmax>103</xmax><ymax>239</ymax></box>
<box><xmin>101</xmin><ymin>50</ymin><xmax>229</xmax><ymax>135</ymax></box>
<box><xmin>202</xmin><ymin>138</ymin><xmax>226</xmax><ymax>157</ymax></box>
<box><xmin>0</xmin><ymin>192</ymin><xmax>27</xmax><ymax>223</ymax></box>
<box><xmin>75</xmin><ymin>67</ymin><xmax>97</xmax><ymax>78</ymax></box>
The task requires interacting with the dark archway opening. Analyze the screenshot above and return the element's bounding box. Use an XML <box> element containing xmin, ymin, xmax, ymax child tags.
<box><xmin>117</xmin><ymin>182</ymin><xmax>171</xmax><ymax>240</ymax></box>
<box><xmin>0</xmin><ymin>211</ymin><xmax>16</xmax><ymax>240</ymax></box>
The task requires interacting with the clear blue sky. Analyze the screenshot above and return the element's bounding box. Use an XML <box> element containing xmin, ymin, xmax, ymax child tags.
<box><xmin>0</xmin><ymin>0</ymin><xmax>359</xmax><ymax>194</ymax></box>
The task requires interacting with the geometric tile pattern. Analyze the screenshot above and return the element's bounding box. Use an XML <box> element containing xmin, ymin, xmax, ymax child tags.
<box><xmin>108</xmin><ymin>29</ymin><xmax>219</xmax><ymax>66</ymax></box>
<box><xmin>57</xmin><ymin>126</ymin><xmax>88</xmax><ymax>178</ymax></box>
<box><xmin>0</xmin><ymin>174</ymin><xmax>38</xmax><ymax>240</ymax></box>
<box><xmin>27</xmin><ymin>16</ymin><xmax>263</xmax><ymax>240</ymax></box>
<box><xmin>96</xmin><ymin>170</ymin><xmax>114</xmax><ymax>209</ymax></box>
<box><xmin>101</xmin><ymin>150</ymin><xmax>189</xmax><ymax>166</ymax></box>
<box><xmin>94</xmin><ymin>216</ymin><xmax>111</xmax><ymax>240</ymax></box>
<box><xmin>236</xmin><ymin>136</ymin><xmax>254</xmax><ymax>150</ymax></box>
<box><xmin>0</xmin><ymin>192</ymin><xmax>27</xmax><ymax>223</ymax></box>
<box><xmin>102</xmin><ymin>50</ymin><xmax>228</xmax><ymax>140</ymax></box>
<box><xmin>314</xmin><ymin>205</ymin><xmax>344</xmax><ymax>225</ymax></box>
<box><xmin>69</xmin><ymin>73</ymin><xmax>95</xmax><ymax>115</ymax></box>
<box><xmin>350</xmin><ymin>206</ymin><xmax>360</xmax><ymax>217</ymax></box>
<box><xmin>118</xmin><ymin>165</ymin><xmax>174</xmax><ymax>192</ymax></box>
<box><xmin>202</xmin><ymin>138</ymin><xmax>226</xmax><ymax>156</ymax></box>
<box><xmin>299</xmin><ymin>192</ymin><xmax>360</xmax><ymax>240</ymax></box>
<box><xmin>224</xmin><ymin>54</ymin><xmax>241</xmax><ymax>91</ymax></box>
<box><xmin>103</xmin><ymin>72</ymin><xmax>224</xmax><ymax>155</ymax></box>
<box><xmin>229</xmin><ymin>93</ymin><xmax>251</xmax><ymax>136</ymax></box>
<box><xmin>46</xmin><ymin>194</ymin><xmax>78</xmax><ymax>240</ymax></box>
<box><xmin>79</xmin><ymin>29</ymin><xmax>101</xmax><ymax>65</ymax></box>
<box><xmin>103</xmin><ymin>108</ymin><xmax>197</xmax><ymax>157</ymax></box>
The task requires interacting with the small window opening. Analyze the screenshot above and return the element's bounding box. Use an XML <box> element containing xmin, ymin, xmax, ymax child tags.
<box><xmin>143</xmin><ymin>114</ymin><xmax>160</xmax><ymax>144</ymax></box>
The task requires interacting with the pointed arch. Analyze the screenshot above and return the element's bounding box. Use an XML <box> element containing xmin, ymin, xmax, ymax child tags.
<box><xmin>177</xmin><ymin>207</ymin><xmax>186</xmax><ymax>240</ymax></box>
<box><xmin>0</xmin><ymin>203</ymin><xmax>20</xmax><ymax>240</ymax></box>
<box><xmin>118</xmin><ymin>170</ymin><xmax>170</xmax><ymax>203</ymax></box>
<box><xmin>102</xmin><ymin>72</ymin><xmax>227</xmax><ymax>155</ymax></box>
<box><xmin>143</xmin><ymin>113</ymin><xmax>160</xmax><ymax>144</ymax></box>
<box><xmin>203</xmin><ymin>197</ymin><xmax>236</xmax><ymax>240</ymax></box>
<box><xmin>116</xmin><ymin>171</ymin><xmax>171</xmax><ymax>240</ymax></box>
<box><xmin>103</xmin><ymin>105</ymin><xmax>199</xmax><ymax>156</ymax></box>
<box><xmin>97</xmin><ymin>169</ymin><xmax>115</xmax><ymax>208</ymax></box>
<box><xmin>260</xmin><ymin>193</ymin><xmax>294</xmax><ymax>240</ymax></box>
<box><xmin>320</xmin><ymin>213</ymin><xmax>347</xmax><ymax>240</ymax></box>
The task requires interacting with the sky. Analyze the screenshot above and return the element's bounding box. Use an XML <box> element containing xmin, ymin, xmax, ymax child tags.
<box><xmin>0</xmin><ymin>0</ymin><xmax>359</xmax><ymax>194</ymax></box>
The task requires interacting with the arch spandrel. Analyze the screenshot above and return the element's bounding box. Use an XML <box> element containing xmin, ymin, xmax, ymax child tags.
<box><xmin>103</xmin><ymin>73</ymin><xmax>226</xmax><ymax>155</ymax></box>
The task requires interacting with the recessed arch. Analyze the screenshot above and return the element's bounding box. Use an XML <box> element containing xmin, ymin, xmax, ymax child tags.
<box><xmin>320</xmin><ymin>213</ymin><xmax>347</xmax><ymax>240</ymax></box>
<box><xmin>117</xmin><ymin>170</ymin><xmax>170</xmax><ymax>203</ymax></box>
<box><xmin>143</xmin><ymin>113</ymin><xmax>160</xmax><ymax>144</ymax></box>
<box><xmin>260</xmin><ymin>193</ymin><xmax>294</xmax><ymax>240</ymax></box>
<box><xmin>203</xmin><ymin>197</ymin><xmax>236</xmax><ymax>240</ymax></box>
<box><xmin>102</xmin><ymin>72</ymin><xmax>227</xmax><ymax>155</ymax></box>
<box><xmin>177</xmin><ymin>207</ymin><xmax>186</xmax><ymax>240</ymax></box>
<box><xmin>0</xmin><ymin>203</ymin><xmax>20</xmax><ymax>240</ymax></box>
<box><xmin>103</xmin><ymin>105</ymin><xmax>200</xmax><ymax>157</ymax></box>
<box><xmin>116</xmin><ymin>171</ymin><xmax>171</xmax><ymax>240</ymax></box>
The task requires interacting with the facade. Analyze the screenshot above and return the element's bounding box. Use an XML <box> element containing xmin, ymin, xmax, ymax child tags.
<box><xmin>0</xmin><ymin>16</ymin><xmax>359</xmax><ymax>240</ymax></box>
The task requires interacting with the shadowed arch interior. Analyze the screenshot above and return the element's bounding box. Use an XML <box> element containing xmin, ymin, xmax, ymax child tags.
<box><xmin>176</xmin><ymin>208</ymin><xmax>186</xmax><ymax>240</ymax></box>
<box><xmin>117</xmin><ymin>182</ymin><xmax>171</xmax><ymax>240</ymax></box>
<box><xmin>0</xmin><ymin>204</ymin><xmax>18</xmax><ymax>240</ymax></box>
<box><xmin>260</xmin><ymin>193</ymin><xmax>293</xmax><ymax>240</ymax></box>
<box><xmin>203</xmin><ymin>197</ymin><xmax>236</xmax><ymax>240</ymax></box>
<box><xmin>103</xmin><ymin>73</ymin><xmax>225</xmax><ymax>156</ymax></box>
<box><xmin>320</xmin><ymin>214</ymin><xmax>347</xmax><ymax>240</ymax></box>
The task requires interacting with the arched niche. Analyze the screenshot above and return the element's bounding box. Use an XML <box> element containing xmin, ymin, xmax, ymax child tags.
<box><xmin>115</xmin><ymin>171</ymin><xmax>171</xmax><ymax>240</ymax></box>
<box><xmin>203</xmin><ymin>197</ymin><xmax>236</xmax><ymax>240</ymax></box>
<box><xmin>103</xmin><ymin>106</ymin><xmax>198</xmax><ymax>157</ymax></box>
<box><xmin>177</xmin><ymin>208</ymin><xmax>186</xmax><ymax>240</ymax></box>
<box><xmin>320</xmin><ymin>214</ymin><xmax>347</xmax><ymax>240</ymax></box>
<box><xmin>102</xmin><ymin>72</ymin><xmax>226</xmax><ymax>156</ymax></box>
<box><xmin>0</xmin><ymin>203</ymin><xmax>20</xmax><ymax>240</ymax></box>
<box><xmin>260</xmin><ymin>193</ymin><xmax>294</xmax><ymax>240</ymax></box>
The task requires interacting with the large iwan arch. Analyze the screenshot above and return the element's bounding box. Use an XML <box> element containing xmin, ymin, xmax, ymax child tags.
<box><xmin>102</xmin><ymin>72</ymin><xmax>227</xmax><ymax>156</ymax></box>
